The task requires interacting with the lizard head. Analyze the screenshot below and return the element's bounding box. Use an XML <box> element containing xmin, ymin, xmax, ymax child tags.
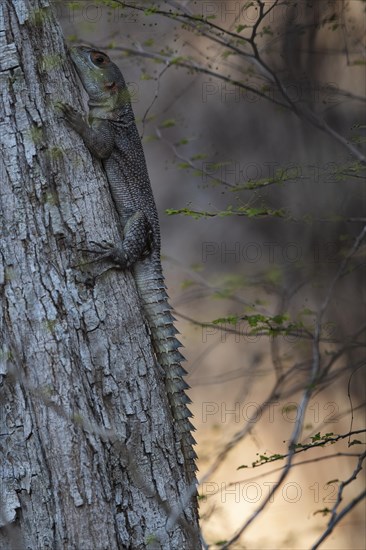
<box><xmin>69</xmin><ymin>46</ymin><xmax>131</xmax><ymax>111</ymax></box>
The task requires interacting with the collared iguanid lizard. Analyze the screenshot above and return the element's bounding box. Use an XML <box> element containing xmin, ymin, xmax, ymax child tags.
<box><xmin>57</xmin><ymin>45</ymin><xmax>197</xmax><ymax>486</ymax></box>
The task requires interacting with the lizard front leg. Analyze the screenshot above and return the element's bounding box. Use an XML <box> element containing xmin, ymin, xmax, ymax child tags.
<box><xmin>56</xmin><ymin>102</ymin><xmax>114</xmax><ymax>159</ymax></box>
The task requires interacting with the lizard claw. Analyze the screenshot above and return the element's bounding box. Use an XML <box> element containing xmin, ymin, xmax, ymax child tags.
<box><xmin>55</xmin><ymin>101</ymin><xmax>71</xmax><ymax>116</ymax></box>
<box><xmin>55</xmin><ymin>102</ymin><xmax>84</xmax><ymax>129</ymax></box>
<box><xmin>78</xmin><ymin>241</ymin><xmax>131</xmax><ymax>268</ymax></box>
<box><xmin>88</xmin><ymin>240</ymin><xmax>115</xmax><ymax>250</ymax></box>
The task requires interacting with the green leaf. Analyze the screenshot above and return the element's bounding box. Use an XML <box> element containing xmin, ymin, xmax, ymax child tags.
<box><xmin>269</xmin><ymin>454</ymin><xmax>284</xmax><ymax>461</ymax></box>
<box><xmin>177</xmin><ymin>162</ymin><xmax>190</xmax><ymax>170</ymax></box>
<box><xmin>349</xmin><ymin>439</ymin><xmax>362</xmax><ymax>446</ymax></box>
<box><xmin>191</xmin><ymin>153</ymin><xmax>207</xmax><ymax>160</ymax></box>
<box><xmin>144</xmin><ymin>7</ymin><xmax>158</xmax><ymax>15</ymax></box>
<box><xmin>140</xmin><ymin>72</ymin><xmax>153</xmax><ymax>81</ymax></box>
<box><xmin>181</xmin><ymin>279</ymin><xmax>195</xmax><ymax>290</ymax></box>
<box><xmin>165</xmin><ymin>208</ymin><xmax>209</xmax><ymax>220</ymax></box>
<box><xmin>272</xmin><ymin>314</ymin><xmax>289</xmax><ymax>324</ymax></box>
<box><xmin>314</xmin><ymin>508</ymin><xmax>331</xmax><ymax>516</ymax></box>
<box><xmin>211</xmin><ymin>315</ymin><xmax>239</xmax><ymax>326</ymax></box>
<box><xmin>160</xmin><ymin>118</ymin><xmax>176</xmax><ymax>128</ymax></box>
<box><xmin>143</xmin><ymin>38</ymin><xmax>154</xmax><ymax>47</ymax></box>
<box><xmin>222</xmin><ymin>50</ymin><xmax>235</xmax><ymax>59</ymax></box>
<box><xmin>261</xmin><ymin>25</ymin><xmax>273</xmax><ymax>36</ymax></box>
<box><xmin>299</xmin><ymin>307</ymin><xmax>315</xmax><ymax>316</ymax></box>
<box><xmin>170</xmin><ymin>56</ymin><xmax>186</xmax><ymax>65</ymax></box>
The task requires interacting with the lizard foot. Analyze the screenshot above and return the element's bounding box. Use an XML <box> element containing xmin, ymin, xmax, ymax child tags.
<box><xmin>79</xmin><ymin>240</ymin><xmax>131</xmax><ymax>269</ymax></box>
<box><xmin>55</xmin><ymin>102</ymin><xmax>84</xmax><ymax>131</ymax></box>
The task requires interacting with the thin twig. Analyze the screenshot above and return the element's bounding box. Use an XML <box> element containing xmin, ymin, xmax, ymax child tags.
<box><xmin>311</xmin><ymin>451</ymin><xmax>366</xmax><ymax>549</ymax></box>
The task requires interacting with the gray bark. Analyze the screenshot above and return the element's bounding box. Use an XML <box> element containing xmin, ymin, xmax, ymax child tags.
<box><xmin>0</xmin><ymin>1</ymin><xmax>199</xmax><ymax>548</ymax></box>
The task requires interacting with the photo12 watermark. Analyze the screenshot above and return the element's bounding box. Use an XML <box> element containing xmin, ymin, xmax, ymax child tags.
<box><xmin>202</xmin><ymin>80</ymin><xmax>340</xmax><ymax>105</ymax></box>
<box><xmin>201</xmin><ymin>241</ymin><xmax>340</xmax><ymax>265</ymax></box>
<box><xmin>200</xmin><ymin>479</ymin><xmax>339</xmax><ymax>504</ymax></box>
<box><xmin>199</xmin><ymin>1</ymin><xmax>344</xmax><ymax>25</ymax></box>
<box><xmin>201</xmin><ymin>400</ymin><xmax>339</xmax><ymax>424</ymax></box>
<box><xmin>201</xmin><ymin>319</ymin><xmax>337</xmax><ymax>344</ymax></box>
<box><xmin>51</xmin><ymin>1</ymin><xmax>139</xmax><ymax>24</ymax></box>
<box><xmin>200</xmin><ymin>160</ymin><xmax>342</xmax><ymax>185</ymax></box>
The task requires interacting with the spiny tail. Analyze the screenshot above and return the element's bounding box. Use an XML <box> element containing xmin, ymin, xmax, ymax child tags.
<box><xmin>134</xmin><ymin>264</ymin><xmax>197</xmax><ymax>484</ymax></box>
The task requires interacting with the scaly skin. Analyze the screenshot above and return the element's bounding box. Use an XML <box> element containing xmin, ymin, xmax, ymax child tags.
<box><xmin>57</xmin><ymin>46</ymin><xmax>197</xmax><ymax>484</ymax></box>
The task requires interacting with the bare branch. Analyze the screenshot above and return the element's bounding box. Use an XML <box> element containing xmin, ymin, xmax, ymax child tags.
<box><xmin>311</xmin><ymin>451</ymin><xmax>366</xmax><ymax>549</ymax></box>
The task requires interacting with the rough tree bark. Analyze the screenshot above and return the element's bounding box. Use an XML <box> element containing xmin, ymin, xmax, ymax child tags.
<box><xmin>0</xmin><ymin>1</ymin><xmax>199</xmax><ymax>548</ymax></box>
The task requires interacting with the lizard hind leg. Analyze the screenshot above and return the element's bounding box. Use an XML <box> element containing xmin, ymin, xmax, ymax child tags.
<box><xmin>81</xmin><ymin>210</ymin><xmax>153</xmax><ymax>269</ymax></box>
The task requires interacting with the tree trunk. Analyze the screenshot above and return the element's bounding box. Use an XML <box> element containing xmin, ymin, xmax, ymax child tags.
<box><xmin>0</xmin><ymin>1</ymin><xmax>199</xmax><ymax>548</ymax></box>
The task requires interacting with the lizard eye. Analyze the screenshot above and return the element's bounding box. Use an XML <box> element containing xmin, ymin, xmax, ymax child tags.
<box><xmin>91</xmin><ymin>51</ymin><xmax>109</xmax><ymax>65</ymax></box>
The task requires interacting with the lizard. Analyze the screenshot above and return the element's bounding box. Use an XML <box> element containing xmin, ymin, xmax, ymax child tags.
<box><xmin>57</xmin><ymin>45</ymin><xmax>197</xmax><ymax>485</ymax></box>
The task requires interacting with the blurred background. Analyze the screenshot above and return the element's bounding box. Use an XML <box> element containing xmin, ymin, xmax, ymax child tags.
<box><xmin>59</xmin><ymin>1</ymin><xmax>365</xmax><ymax>548</ymax></box>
